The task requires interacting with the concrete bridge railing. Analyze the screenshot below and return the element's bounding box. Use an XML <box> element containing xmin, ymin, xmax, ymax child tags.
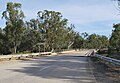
<box><xmin>0</xmin><ymin>52</ymin><xmax>51</xmax><ymax>61</ymax></box>
<box><xmin>0</xmin><ymin>50</ymin><xmax>76</xmax><ymax>61</ymax></box>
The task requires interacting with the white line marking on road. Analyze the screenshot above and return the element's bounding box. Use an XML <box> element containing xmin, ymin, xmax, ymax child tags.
<box><xmin>39</xmin><ymin>66</ymin><xmax>51</xmax><ymax>72</ymax></box>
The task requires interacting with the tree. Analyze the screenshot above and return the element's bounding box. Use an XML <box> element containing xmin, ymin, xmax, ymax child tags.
<box><xmin>19</xmin><ymin>19</ymin><xmax>42</xmax><ymax>52</ymax></box>
<box><xmin>81</xmin><ymin>32</ymin><xmax>89</xmax><ymax>48</ymax></box>
<box><xmin>72</xmin><ymin>32</ymin><xmax>84</xmax><ymax>50</ymax></box>
<box><xmin>109</xmin><ymin>23</ymin><xmax>120</xmax><ymax>52</ymax></box>
<box><xmin>0</xmin><ymin>28</ymin><xmax>10</xmax><ymax>54</ymax></box>
<box><xmin>2</xmin><ymin>2</ymin><xmax>25</xmax><ymax>53</ymax></box>
<box><xmin>65</xmin><ymin>24</ymin><xmax>76</xmax><ymax>49</ymax></box>
<box><xmin>0</xmin><ymin>2</ymin><xmax>80</xmax><ymax>54</ymax></box>
<box><xmin>85</xmin><ymin>33</ymin><xmax>109</xmax><ymax>49</ymax></box>
<box><xmin>0</xmin><ymin>28</ymin><xmax>4</xmax><ymax>54</ymax></box>
<box><xmin>99</xmin><ymin>35</ymin><xmax>109</xmax><ymax>49</ymax></box>
<box><xmin>81</xmin><ymin>32</ymin><xmax>88</xmax><ymax>39</ymax></box>
<box><xmin>37</xmin><ymin>10</ymin><xmax>72</xmax><ymax>52</ymax></box>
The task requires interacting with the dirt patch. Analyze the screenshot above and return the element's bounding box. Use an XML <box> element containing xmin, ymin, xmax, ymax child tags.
<box><xmin>90</xmin><ymin>57</ymin><xmax>120</xmax><ymax>83</ymax></box>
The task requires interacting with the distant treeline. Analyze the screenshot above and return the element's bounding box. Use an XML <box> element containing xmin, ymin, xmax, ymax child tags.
<box><xmin>0</xmin><ymin>2</ymin><xmax>119</xmax><ymax>57</ymax></box>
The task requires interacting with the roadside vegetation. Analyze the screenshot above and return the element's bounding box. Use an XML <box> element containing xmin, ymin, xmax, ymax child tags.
<box><xmin>97</xmin><ymin>23</ymin><xmax>120</xmax><ymax>60</ymax></box>
<box><xmin>0</xmin><ymin>2</ymin><xmax>109</xmax><ymax>55</ymax></box>
<box><xmin>0</xmin><ymin>2</ymin><xmax>120</xmax><ymax>60</ymax></box>
<box><xmin>98</xmin><ymin>0</ymin><xmax>120</xmax><ymax>60</ymax></box>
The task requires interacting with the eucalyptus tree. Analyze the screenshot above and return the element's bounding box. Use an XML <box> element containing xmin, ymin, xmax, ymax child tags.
<box><xmin>2</xmin><ymin>2</ymin><xmax>25</xmax><ymax>53</ymax></box>
<box><xmin>0</xmin><ymin>28</ymin><xmax>10</xmax><ymax>54</ymax></box>
<box><xmin>81</xmin><ymin>32</ymin><xmax>89</xmax><ymax>48</ymax></box>
<box><xmin>0</xmin><ymin>28</ymin><xmax>4</xmax><ymax>54</ymax></box>
<box><xmin>81</xmin><ymin>32</ymin><xmax>88</xmax><ymax>39</ymax></box>
<box><xmin>19</xmin><ymin>19</ymin><xmax>43</xmax><ymax>52</ymax></box>
<box><xmin>110</xmin><ymin>23</ymin><xmax>120</xmax><ymax>52</ymax></box>
<box><xmin>99</xmin><ymin>35</ymin><xmax>109</xmax><ymax>49</ymax></box>
<box><xmin>86</xmin><ymin>34</ymin><xmax>98</xmax><ymax>49</ymax></box>
<box><xmin>72</xmin><ymin>32</ymin><xmax>84</xmax><ymax>50</ymax></box>
<box><xmin>66</xmin><ymin>24</ymin><xmax>76</xmax><ymax>49</ymax></box>
<box><xmin>37</xmin><ymin>10</ymin><xmax>72</xmax><ymax>52</ymax></box>
<box><xmin>85</xmin><ymin>34</ymin><xmax>109</xmax><ymax>49</ymax></box>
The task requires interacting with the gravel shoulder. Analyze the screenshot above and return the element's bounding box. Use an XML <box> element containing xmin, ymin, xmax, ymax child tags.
<box><xmin>90</xmin><ymin>57</ymin><xmax>120</xmax><ymax>83</ymax></box>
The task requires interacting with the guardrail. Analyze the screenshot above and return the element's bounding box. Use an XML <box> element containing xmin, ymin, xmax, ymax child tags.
<box><xmin>86</xmin><ymin>50</ymin><xmax>120</xmax><ymax>67</ymax></box>
<box><xmin>95</xmin><ymin>54</ymin><xmax>120</xmax><ymax>66</ymax></box>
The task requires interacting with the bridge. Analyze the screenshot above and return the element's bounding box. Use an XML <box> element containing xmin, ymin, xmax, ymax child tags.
<box><xmin>0</xmin><ymin>50</ymin><xmax>119</xmax><ymax>83</ymax></box>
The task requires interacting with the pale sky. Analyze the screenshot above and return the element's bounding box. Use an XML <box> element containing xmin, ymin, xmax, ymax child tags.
<box><xmin>0</xmin><ymin>0</ymin><xmax>120</xmax><ymax>37</ymax></box>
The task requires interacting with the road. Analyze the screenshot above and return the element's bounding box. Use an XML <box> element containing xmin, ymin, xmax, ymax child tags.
<box><xmin>0</xmin><ymin>51</ymin><xmax>96</xmax><ymax>83</ymax></box>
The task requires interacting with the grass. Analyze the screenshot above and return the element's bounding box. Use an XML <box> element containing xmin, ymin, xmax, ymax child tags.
<box><xmin>97</xmin><ymin>50</ymin><xmax>120</xmax><ymax>60</ymax></box>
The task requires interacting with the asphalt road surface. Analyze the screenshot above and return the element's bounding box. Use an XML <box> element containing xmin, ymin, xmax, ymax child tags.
<box><xmin>0</xmin><ymin>51</ymin><xmax>96</xmax><ymax>83</ymax></box>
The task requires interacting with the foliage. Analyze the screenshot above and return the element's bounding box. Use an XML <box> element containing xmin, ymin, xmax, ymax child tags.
<box><xmin>84</xmin><ymin>33</ymin><xmax>109</xmax><ymax>49</ymax></box>
<box><xmin>0</xmin><ymin>2</ymin><xmax>109</xmax><ymax>55</ymax></box>
<box><xmin>109</xmin><ymin>23</ymin><xmax>120</xmax><ymax>53</ymax></box>
<box><xmin>37</xmin><ymin>10</ymin><xmax>75</xmax><ymax>52</ymax></box>
<box><xmin>72</xmin><ymin>32</ymin><xmax>84</xmax><ymax>50</ymax></box>
<box><xmin>110</xmin><ymin>24</ymin><xmax>120</xmax><ymax>51</ymax></box>
<box><xmin>2</xmin><ymin>2</ymin><xmax>25</xmax><ymax>53</ymax></box>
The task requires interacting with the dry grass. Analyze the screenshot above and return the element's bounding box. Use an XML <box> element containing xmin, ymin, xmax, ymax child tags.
<box><xmin>90</xmin><ymin>57</ymin><xmax>120</xmax><ymax>83</ymax></box>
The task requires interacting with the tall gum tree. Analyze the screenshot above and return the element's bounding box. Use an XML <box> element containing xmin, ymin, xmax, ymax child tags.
<box><xmin>110</xmin><ymin>24</ymin><xmax>120</xmax><ymax>52</ymax></box>
<box><xmin>2</xmin><ymin>2</ymin><xmax>25</xmax><ymax>53</ymax></box>
<box><xmin>37</xmin><ymin>10</ymin><xmax>72</xmax><ymax>52</ymax></box>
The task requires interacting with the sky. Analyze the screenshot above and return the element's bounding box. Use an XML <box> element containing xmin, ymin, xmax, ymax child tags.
<box><xmin>0</xmin><ymin>0</ymin><xmax>120</xmax><ymax>37</ymax></box>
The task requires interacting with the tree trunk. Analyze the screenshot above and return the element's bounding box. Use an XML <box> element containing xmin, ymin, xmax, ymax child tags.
<box><xmin>68</xmin><ymin>42</ymin><xmax>74</xmax><ymax>49</ymax></box>
<box><xmin>14</xmin><ymin>46</ymin><xmax>17</xmax><ymax>54</ymax></box>
<box><xmin>51</xmin><ymin>48</ymin><xmax>54</xmax><ymax>53</ymax></box>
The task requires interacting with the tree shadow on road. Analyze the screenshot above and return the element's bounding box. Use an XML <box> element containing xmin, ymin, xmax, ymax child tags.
<box><xmin>7</xmin><ymin>55</ymin><xmax>96</xmax><ymax>83</ymax></box>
